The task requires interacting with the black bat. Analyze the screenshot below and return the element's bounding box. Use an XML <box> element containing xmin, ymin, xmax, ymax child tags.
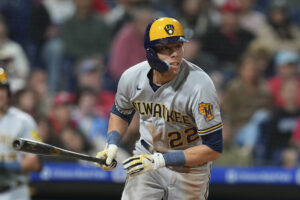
<box><xmin>12</xmin><ymin>138</ymin><xmax>117</xmax><ymax>168</ymax></box>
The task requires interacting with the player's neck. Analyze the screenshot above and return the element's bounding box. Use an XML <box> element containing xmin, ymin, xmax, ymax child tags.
<box><xmin>152</xmin><ymin>70</ymin><xmax>175</xmax><ymax>85</ymax></box>
<box><xmin>0</xmin><ymin>105</ymin><xmax>8</xmax><ymax>118</ymax></box>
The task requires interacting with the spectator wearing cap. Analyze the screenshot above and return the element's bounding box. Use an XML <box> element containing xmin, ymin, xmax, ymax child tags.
<box><xmin>268</xmin><ymin>50</ymin><xmax>300</xmax><ymax>107</ymax></box>
<box><xmin>76</xmin><ymin>57</ymin><xmax>115</xmax><ymax>118</ymax></box>
<box><xmin>48</xmin><ymin>91</ymin><xmax>77</xmax><ymax>135</ymax></box>
<box><xmin>201</xmin><ymin>0</ymin><xmax>255</xmax><ymax>77</ymax></box>
<box><xmin>107</xmin><ymin>7</ymin><xmax>154</xmax><ymax>89</ymax></box>
<box><xmin>45</xmin><ymin>91</ymin><xmax>92</xmax><ymax>159</ymax></box>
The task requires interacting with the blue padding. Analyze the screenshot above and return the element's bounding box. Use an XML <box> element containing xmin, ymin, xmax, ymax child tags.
<box><xmin>163</xmin><ymin>151</ymin><xmax>186</xmax><ymax>167</ymax></box>
<box><xmin>110</xmin><ymin>103</ymin><xmax>135</xmax><ymax>124</ymax></box>
<box><xmin>201</xmin><ymin>129</ymin><xmax>223</xmax><ymax>153</ymax></box>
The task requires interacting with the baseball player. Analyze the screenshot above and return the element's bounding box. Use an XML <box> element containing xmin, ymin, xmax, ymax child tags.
<box><xmin>95</xmin><ymin>17</ymin><xmax>223</xmax><ymax>200</ymax></box>
<box><xmin>0</xmin><ymin>68</ymin><xmax>42</xmax><ymax>200</ymax></box>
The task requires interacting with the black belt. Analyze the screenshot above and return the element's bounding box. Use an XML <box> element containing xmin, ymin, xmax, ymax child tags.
<box><xmin>0</xmin><ymin>185</ymin><xmax>11</xmax><ymax>193</ymax></box>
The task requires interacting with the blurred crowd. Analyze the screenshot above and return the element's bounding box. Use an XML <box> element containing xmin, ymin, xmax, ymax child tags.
<box><xmin>1</xmin><ymin>0</ymin><xmax>300</xmax><ymax>168</ymax></box>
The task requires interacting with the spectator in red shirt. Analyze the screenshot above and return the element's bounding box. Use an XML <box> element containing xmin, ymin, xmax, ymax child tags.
<box><xmin>107</xmin><ymin>7</ymin><xmax>154</xmax><ymax>87</ymax></box>
<box><xmin>268</xmin><ymin>50</ymin><xmax>300</xmax><ymax>107</ymax></box>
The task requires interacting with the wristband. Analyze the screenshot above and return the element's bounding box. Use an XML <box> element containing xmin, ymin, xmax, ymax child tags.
<box><xmin>0</xmin><ymin>161</ymin><xmax>22</xmax><ymax>173</ymax></box>
<box><xmin>163</xmin><ymin>151</ymin><xmax>186</xmax><ymax>167</ymax></box>
<box><xmin>107</xmin><ymin>130</ymin><xmax>122</xmax><ymax>145</ymax></box>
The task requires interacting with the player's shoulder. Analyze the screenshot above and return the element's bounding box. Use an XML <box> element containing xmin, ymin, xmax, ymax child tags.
<box><xmin>8</xmin><ymin>107</ymin><xmax>36</xmax><ymax>125</ymax></box>
<box><xmin>120</xmin><ymin>60</ymin><xmax>149</xmax><ymax>81</ymax></box>
<box><xmin>183</xmin><ymin>59</ymin><xmax>214</xmax><ymax>88</ymax></box>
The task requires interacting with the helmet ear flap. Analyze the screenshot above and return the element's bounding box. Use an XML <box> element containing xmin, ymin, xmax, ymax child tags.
<box><xmin>146</xmin><ymin>48</ymin><xmax>169</xmax><ymax>73</ymax></box>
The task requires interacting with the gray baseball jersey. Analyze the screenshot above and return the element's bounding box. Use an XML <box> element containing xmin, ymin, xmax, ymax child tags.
<box><xmin>0</xmin><ymin>107</ymin><xmax>38</xmax><ymax>200</ymax></box>
<box><xmin>115</xmin><ymin>59</ymin><xmax>223</xmax><ymax>200</ymax></box>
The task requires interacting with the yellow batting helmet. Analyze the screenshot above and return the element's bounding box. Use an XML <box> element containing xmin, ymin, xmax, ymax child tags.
<box><xmin>0</xmin><ymin>67</ymin><xmax>8</xmax><ymax>84</ymax></box>
<box><xmin>144</xmin><ymin>17</ymin><xmax>188</xmax><ymax>49</ymax></box>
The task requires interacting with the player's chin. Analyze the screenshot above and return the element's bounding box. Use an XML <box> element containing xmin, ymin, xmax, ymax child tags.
<box><xmin>169</xmin><ymin>65</ymin><xmax>181</xmax><ymax>74</ymax></box>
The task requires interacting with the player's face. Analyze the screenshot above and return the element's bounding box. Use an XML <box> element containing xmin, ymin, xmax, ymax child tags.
<box><xmin>0</xmin><ymin>87</ymin><xmax>9</xmax><ymax>111</ymax></box>
<box><xmin>156</xmin><ymin>43</ymin><xmax>184</xmax><ymax>75</ymax></box>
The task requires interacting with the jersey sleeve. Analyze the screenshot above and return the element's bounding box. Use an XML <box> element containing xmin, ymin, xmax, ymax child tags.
<box><xmin>192</xmin><ymin>76</ymin><xmax>223</xmax><ymax>136</ymax></box>
<box><xmin>20</xmin><ymin>114</ymin><xmax>39</xmax><ymax>141</ymax></box>
<box><xmin>114</xmin><ymin>70</ymin><xmax>135</xmax><ymax>115</ymax></box>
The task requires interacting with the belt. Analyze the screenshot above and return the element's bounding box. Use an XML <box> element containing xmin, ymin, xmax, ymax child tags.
<box><xmin>0</xmin><ymin>185</ymin><xmax>10</xmax><ymax>193</ymax></box>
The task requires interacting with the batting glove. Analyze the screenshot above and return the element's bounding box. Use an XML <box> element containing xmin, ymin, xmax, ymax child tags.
<box><xmin>95</xmin><ymin>144</ymin><xmax>118</xmax><ymax>171</ymax></box>
<box><xmin>123</xmin><ymin>153</ymin><xmax>165</xmax><ymax>177</ymax></box>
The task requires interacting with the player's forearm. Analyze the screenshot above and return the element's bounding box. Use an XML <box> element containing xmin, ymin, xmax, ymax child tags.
<box><xmin>183</xmin><ymin>145</ymin><xmax>221</xmax><ymax>166</ymax></box>
<box><xmin>107</xmin><ymin>113</ymin><xmax>129</xmax><ymax>137</ymax></box>
<box><xmin>21</xmin><ymin>155</ymin><xmax>42</xmax><ymax>173</ymax></box>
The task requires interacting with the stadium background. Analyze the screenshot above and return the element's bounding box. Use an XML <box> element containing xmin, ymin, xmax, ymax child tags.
<box><xmin>1</xmin><ymin>0</ymin><xmax>300</xmax><ymax>199</ymax></box>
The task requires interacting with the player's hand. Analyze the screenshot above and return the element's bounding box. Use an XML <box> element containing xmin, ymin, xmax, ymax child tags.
<box><xmin>95</xmin><ymin>144</ymin><xmax>118</xmax><ymax>171</ymax></box>
<box><xmin>122</xmin><ymin>153</ymin><xmax>165</xmax><ymax>177</ymax></box>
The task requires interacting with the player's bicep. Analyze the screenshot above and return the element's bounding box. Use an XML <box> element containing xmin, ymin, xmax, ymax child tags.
<box><xmin>192</xmin><ymin>80</ymin><xmax>223</xmax><ymax>136</ymax></box>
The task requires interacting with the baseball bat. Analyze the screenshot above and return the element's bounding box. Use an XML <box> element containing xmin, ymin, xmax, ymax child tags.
<box><xmin>12</xmin><ymin>138</ymin><xmax>117</xmax><ymax>168</ymax></box>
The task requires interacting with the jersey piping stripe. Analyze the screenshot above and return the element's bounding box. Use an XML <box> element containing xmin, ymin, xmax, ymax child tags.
<box><xmin>197</xmin><ymin>123</ymin><xmax>223</xmax><ymax>135</ymax></box>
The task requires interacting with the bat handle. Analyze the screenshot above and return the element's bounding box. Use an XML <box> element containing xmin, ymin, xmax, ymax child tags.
<box><xmin>95</xmin><ymin>158</ymin><xmax>118</xmax><ymax>169</ymax></box>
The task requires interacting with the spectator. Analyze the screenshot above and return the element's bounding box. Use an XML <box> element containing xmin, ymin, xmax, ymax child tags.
<box><xmin>27</xmin><ymin>69</ymin><xmax>51</xmax><ymax>117</ymax></box>
<box><xmin>264</xmin><ymin>78</ymin><xmax>300</xmax><ymax>165</ymax></box>
<box><xmin>0</xmin><ymin>0</ymin><xmax>36</xmax><ymax>64</ymax></box>
<box><xmin>0</xmin><ymin>15</ymin><xmax>30</xmax><ymax>93</ymax></box>
<box><xmin>13</xmin><ymin>88</ymin><xmax>38</xmax><ymax>118</ymax></box>
<box><xmin>238</xmin><ymin>0</ymin><xmax>267</xmax><ymax>35</ymax></box>
<box><xmin>249</xmin><ymin>0</ymin><xmax>300</xmax><ymax>55</ymax></box>
<box><xmin>76</xmin><ymin>57</ymin><xmax>115</xmax><ymax>118</ymax></box>
<box><xmin>60</xmin><ymin>127</ymin><xmax>92</xmax><ymax>155</ymax></box>
<box><xmin>107</xmin><ymin>7</ymin><xmax>154</xmax><ymax>86</ymax></box>
<box><xmin>201</xmin><ymin>0</ymin><xmax>255</xmax><ymax>75</ymax></box>
<box><xmin>267</xmin><ymin>50</ymin><xmax>300</xmax><ymax>107</ymax></box>
<box><xmin>30</xmin><ymin>0</ymin><xmax>75</xmax><ymax>93</ymax></box>
<box><xmin>213</xmin><ymin>120</ymin><xmax>253</xmax><ymax>166</ymax></box>
<box><xmin>183</xmin><ymin>36</ymin><xmax>218</xmax><ymax>74</ymax></box>
<box><xmin>59</xmin><ymin>0</ymin><xmax>112</xmax><ymax>92</ymax></box>
<box><xmin>280</xmin><ymin>147</ymin><xmax>299</xmax><ymax>168</ymax></box>
<box><xmin>47</xmin><ymin>91</ymin><xmax>77</xmax><ymax>136</ymax></box>
<box><xmin>104</xmin><ymin>0</ymin><xmax>149</xmax><ymax>36</ymax></box>
<box><xmin>72</xmin><ymin>87</ymin><xmax>108</xmax><ymax>145</ymax></box>
<box><xmin>72</xmin><ymin>87</ymin><xmax>131</xmax><ymax>159</ymax></box>
<box><xmin>61</xmin><ymin>0</ymin><xmax>111</xmax><ymax>60</ymax></box>
<box><xmin>222</xmin><ymin>53</ymin><xmax>273</xmax><ymax>136</ymax></box>
<box><xmin>176</xmin><ymin>0</ymin><xmax>215</xmax><ymax>39</ymax></box>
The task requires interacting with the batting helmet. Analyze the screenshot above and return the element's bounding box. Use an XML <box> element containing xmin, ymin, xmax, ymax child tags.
<box><xmin>144</xmin><ymin>17</ymin><xmax>188</xmax><ymax>73</ymax></box>
<box><xmin>0</xmin><ymin>67</ymin><xmax>11</xmax><ymax>97</ymax></box>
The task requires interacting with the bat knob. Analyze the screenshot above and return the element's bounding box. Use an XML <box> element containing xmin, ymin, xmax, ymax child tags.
<box><xmin>12</xmin><ymin>139</ymin><xmax>23</xmax><ymax>150</ymax></box>
<box><xmin>110</xmin><ymin>160</ymin><xmax>118</xmax><ymax>169</ymax></box>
